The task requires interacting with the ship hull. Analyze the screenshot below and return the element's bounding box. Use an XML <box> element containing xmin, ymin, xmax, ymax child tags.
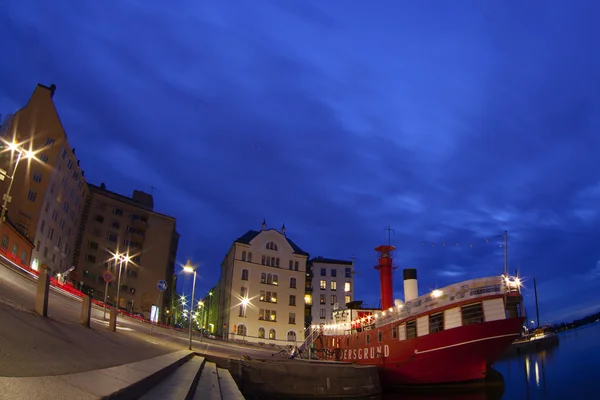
<box><xmin>318</xmin><ymin>317</ymin><xmax>524</xmax><ymax>386</ymax></box>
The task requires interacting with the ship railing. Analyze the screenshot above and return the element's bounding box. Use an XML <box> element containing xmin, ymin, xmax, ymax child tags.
<box><xmin>290</xmin><ymin>326</ymin><xmax>321</xmax><ymax>359</ymax></box>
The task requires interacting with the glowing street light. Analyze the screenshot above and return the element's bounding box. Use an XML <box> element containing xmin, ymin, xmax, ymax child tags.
<box><xmin>182</xmin><ymin>259</ymin><xmax>198</xmax><ymax>350</ymax></box>
<box><xmin>0</xmin><ymin>140</ymin><xmax>36</xmax><ymax>232</ymax></box>
<box><xmin>112</xmin><ymin>251</ymin><xmax>131</xmax><ymax>317</ymax></box>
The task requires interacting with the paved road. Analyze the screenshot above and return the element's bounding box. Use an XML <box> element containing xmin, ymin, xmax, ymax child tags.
<box><xmin>0</xmin><ymin>259</ymin><xmax>277</xmax><ymax>377</ymax></box>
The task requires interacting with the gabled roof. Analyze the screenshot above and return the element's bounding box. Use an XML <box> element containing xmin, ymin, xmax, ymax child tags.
<box><xmin>310</xmin><ymin>256</ymin><xmax>353</xmax><ymax>265</ymax></box>
<box><xmin>235</xmin><ymin>229</ymin><xmax>309</xmax><ymax>256</ymax></box>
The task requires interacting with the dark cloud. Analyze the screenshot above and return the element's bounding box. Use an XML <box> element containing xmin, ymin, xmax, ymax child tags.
<box><xmin>2</xmin><ymin>0</ymin><xmax>600</xmax><ymax>321</ymax></box>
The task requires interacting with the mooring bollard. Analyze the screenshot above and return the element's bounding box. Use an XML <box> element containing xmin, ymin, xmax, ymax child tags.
<box><xmin>108</xmin><ymin>306</ymin><xmax>117</xmax><ymax>332</ymax></box>
<box><xmin>35</xmin><ymin>269</ymin><xmax>50</xmax><ymax>317</ymax></box>
<box><xmin>81</xmin><ymin>295</ymin><xmax>92</xmax><ymax>328</ymax></box>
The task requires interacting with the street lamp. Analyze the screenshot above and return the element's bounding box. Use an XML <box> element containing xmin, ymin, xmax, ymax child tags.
<box><xmin>113</xmin><ymin>251</ymin><xmax>131</xmax><ymax>316</ymax></box>
<box><xmin>198</xmin><ymin>300</ymin><xmax>205</xmax><ymax>342</ymax></box>
<box><xmin>182</xmin><ymin>260</ymin><xmax>198</xmax><ymax>351</ymax></box>
<box><xmin>0</xmin><ymin>140</ymin><xmax>35</xmax><ymax>231</ymax></box>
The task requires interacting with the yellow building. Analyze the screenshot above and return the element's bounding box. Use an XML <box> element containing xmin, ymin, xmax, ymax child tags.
<box><xmin>75</xmin><ymin>183</ymin><xmax>179</xmax><ymax>319</ymax></box>
<box><xmin>217</xmin><ymin>221</ymin><xmax>309</xmax><ymax>346</ymax></box>
<box><xmin>0</xmin><ymin>84</ymin><xmax>88</xmax><ymax>274</ymax></box>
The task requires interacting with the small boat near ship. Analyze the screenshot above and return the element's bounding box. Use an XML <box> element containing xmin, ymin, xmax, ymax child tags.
<box><xmin>304</xmin><ymin>233</ymin><xmax>525</xmax><ymax>386</ymax></box>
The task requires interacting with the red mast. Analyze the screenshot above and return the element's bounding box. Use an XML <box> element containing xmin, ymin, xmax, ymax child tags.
<box><xmin>374</xmin><ymin>244</ymin><xmax>396</xmax><ymax>310</ymax></box>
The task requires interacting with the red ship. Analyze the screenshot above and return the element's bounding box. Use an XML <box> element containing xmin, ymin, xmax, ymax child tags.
<box><xmin>310</xmin><ymin>234</ymin><xmax>525</xmax><ymax>386</ymax></box>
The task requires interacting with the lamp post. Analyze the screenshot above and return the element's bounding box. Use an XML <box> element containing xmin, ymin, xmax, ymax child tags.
<box><xmin>113</xmin><ymin>251</ymin><xmax>131</xmax><ymax>318</ymax></box>
<box><xmin>0</xmin><ymin>141</ymin><xmax>34</xmax><ymax>231</ymax></box>
<box><xmin>182</xmin><ymin>260</ymin><xmax>198</xmax><ymax>351</ymax></box>
<box><xmin>198</xmin><ymin>300</ymin><xmax>205</xmax><ymax>342</ymax></box>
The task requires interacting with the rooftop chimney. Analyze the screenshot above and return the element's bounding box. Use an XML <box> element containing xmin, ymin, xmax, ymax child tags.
<box><xmin>49</xmin><ymin>84</ymin><xmax>56</xmax><ymax>97</ymax></box>
<box><xmin>261</xmin><ymin>219</ymin><xmax>266</xmax><ymax>230</ymax></box>
<box><xmin>281</xmin><ymin>223</ymin><xmax>286</xmax><ymax>235</ymax></box>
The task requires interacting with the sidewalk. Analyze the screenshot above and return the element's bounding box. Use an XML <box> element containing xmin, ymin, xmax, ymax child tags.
<box><xmin>0</xmin><ymin>301</ymin><xmax>181</xmax><ymax>377</ymax></box>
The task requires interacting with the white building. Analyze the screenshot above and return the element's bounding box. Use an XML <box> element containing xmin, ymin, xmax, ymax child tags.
<box><xmin>217</xmin><ymin>221</ymin><xmax>309</xmax><ymax>346</ymax></box>
<box><xmin>309</xmin><ymin>256</ymin><xmax>354</xmax><ymax>324</ymax></box>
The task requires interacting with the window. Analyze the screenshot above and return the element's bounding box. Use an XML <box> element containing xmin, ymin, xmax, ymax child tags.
<box><xmin>267</xmin><ymin>274</ymin><xmax>272</xmax><ymax>284</ymax></box>
<box><xmin>429</xmin><ymin>312</ymin><xmax>444</xmax><ymax>333</ymax></box>
<box><xmin>392</xmin><ymin>325</ymin><xmax>398</xmax><ymax>339</ymax></box>
<box><xmin>378</xmin><ymin>331</ymin><xmax>383</xmax><ymax>342</ymax></box>
<box><xmin>39</xmin><ymin>155</ymin><xmax>49</xmax><ymax>163</ymax></box>
<box><xmin>273</xmin><ymin>274</ymin><xmax>278</xmax><ymax>285</ymax></box>
<box><xmin>345</xmin><ymin>295</ymin><xmax>351</xmax><ymax>305</ymax></box>
<box><xmin>461</xmin><ymin>303</ymin><xmax>484</xmax><ymax>326</ymax></box>
<box><xmin>11</xmin><ymin>243</ymin><xmax>18</xmax><ymax>256</ymax></box>
<box><xmin>320</xmin><ymin>294</ymin><xmax>326</xmax><ymax>304</ymax></box>
<box><xmin>321</xmin><ymin>268</ymin><xmax>326</xmax><ymax>276</ymax></box>
<box><xmin>258</xmin><ymin>327</ymin><xmax>265</xmax><ymax>338</ymax></box>
<box><xmin>287</xmin><ymin>331</ymin><xmax>297</xmax><ymax>341</ymax></box>
<box><xmin>88</xmin><ymin>240</ymin><xmax>99</xmax><ymax>250</ymax></box>
<box><xmin>20</xmin><ymin>250</ymin><xmax>27</xmax><ymax>264</ymax></box>
<box><xmin>94</xmin><ymin>214</ymin><xmax>104</xmax><ymax>223</ymax></box>
<box><xmin>67</xmin><ymin>159</ymin><xmax>73</xmax><ymax>169</ymax></box>
<box><xmin>40</xmin><ymin>219</ymin><xmax>45</xmax><ymax>233</ymax></box>
<box><xmin>289</xmin><ymin>260</ymin><xmax>293</xmax><ymax>269</ymax></box>
<box><xmin>290</xmin><ymin>277</ymin><xmax>297</xmax><ymax>288</ymax></box>
<box><xmin>366</xmin><ymin>334</ymin><xmax>371</xmax><ymax>344</ymax></box>
<box><xmin>345</xmin><ymin>268</ymin><xmax>352</xmax><ymax>278</ymax></box>
<box><xmin>240</xmin><ymin>287</ymin><xmax>248</xmax><ymax>298</ymax></box>
<box><xmin>32</xmin><ymin>173</ymin><xmax>42</xmax><ymax>183</ymax></box>
<box><xmin>262</xmin><ymin>255</ymin><xmax>266</xmax><ymax>265</ymax></box>
<box><xmin>237</xmin><ymin>325</ymin><xmax>247</xmax><ymax>335</ymax></box>
<box><xmin>259</xmin><ymin>291</ymin><xmax>277</xmax><ymax>303</ymax></box>
<box><xmin>86</xmin><ymin>254</ymin><xmax>96</xmax><ymax>263</ymax></box>
<box><xmin>330</xmin><ymin>281</ymin><xmax>337</xmax><ymax>290</ymax></box>
<box><xmin>345</xmin><ymin>282</ymin><xmax>352</xmax><ymax>292</ymax></box>
<box><xmin>288</xmin><ymin>313</ymin><xmax>296</xmax><ymax>324</ymax></box>
<box><xmin>320</xmin><ymin>308</ymin><xmax>326</xmax><ymax>319</ymax></box>
<box><xmin>241</xmin><ymin>251</ymin><xmax>246</xmax><ymax>261</ymax></box>
<box><xmin>406</xmin><ymin>320</ymin><xmax>417</xmax><ymax>339</ymax></box>
<box><xmin>331</xmin><ymin>295</ymin><xmax>337</xmax><ymax>305</ymax></box>
<box><xmin>47</xmin><ymin>228</ymin><xmax>54</xmax><ymax>240</ymax></box>
<box><xmin>259</xmin><ymin>309</ymin><xmax>277</xmax><ymax>322</ymax></box>
<box><xmin>275</xmin><ymin>257</ymin><xmax>280</xmax><ymax>267</ymax></box>
<box><xmin>27</xmin><ymin>190</ymin><xmax>37</xmax><ymax>202</ymax></box>
<box><xmin>61</xmin><ymin>148</ymin><xmax>67</xmax><ymax>159</ymax></box>
<box><xmin>248</xmin><ymin>252</ymin><xmax>253</xmax><ymax>262</ymax></box>
<box><xmin>113</xmin><ymin>208</ymin><xmax>124</xmax><ymax>216</ymax></box>
<box><xmin>269</xmin><ymin>329</ymin><xmax>276</xmax><ymax>340</ymax></box>
<box><xmin>110</xmin><ymin>220</ymin><xmax>120</xmax><ymax>229</ymax></box>
<box><xmin>305</xmin><ymin>294</ymin><xmax>312</xmax><ymax>305</ymax></box>
<box><xmin>289</xmin><ymin>295</ymin><xmax>296</xmax><ymax>306</ymax></box>
<box><xmin>266</xmin><ymin>241</ymin><xmax>278</xmax><ymax>251</ymax></box>
<box><xmin>320</xmin><ymin>280</ymin><xmax>326</xmax><ymax>290</ymax></box>
<box><xmin>294</xmin><ymin>261</ymin><xmax>299</xmax><ymax>271</ymax></box>
<box><xmin>241</xmin><ymin>269</ymin><xmax>249</xmax><ymax>280</ymax></box>
<box><xmin>331</xmin><ymin>269</ymin><xmax>337</xmax><ymax>277</ymax></box>
<box><xmin>261</xmin><ymin>273</ymin><xmax>266</xmax><ymax>284</ymax></box>
<box><xmin>239</xmin><ymin>304</ymin><xmax>246</xmax><ymax>317</ymax></box>
<box><xmin>107</xmin><ymin>233</ymin><xmax>118</xmax><ymax>243</ymax></box>
<box><xmin>51</xmin><ymin>210</ymin><xmax>58</xmax><ymax>221</ymax></box>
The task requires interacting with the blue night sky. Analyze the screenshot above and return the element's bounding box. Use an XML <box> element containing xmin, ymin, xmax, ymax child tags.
<box><xmin>1</xmin><ymin>0</ymin><xmax>600</xmax><ymax>324</ymax></box>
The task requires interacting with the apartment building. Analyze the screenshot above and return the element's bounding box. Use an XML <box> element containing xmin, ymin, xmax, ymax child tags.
<box><xmin>75</xmin><ymin>183</ymin><xmax>179</xmax><ymax>320</ymax></box>
<box><xmin>216</xmin><ymin>221</ymin><xmax>309</xmax><ymax>345</ymax></box>
<box><xmin>0</xmin><ymin>84</ymin><xmax>88</xmax><ymax>274</ymax></box>
<box><xmin>310</xmin><ymin>256</ymin><xmax>354</xmax><ymax>324</ymax></box>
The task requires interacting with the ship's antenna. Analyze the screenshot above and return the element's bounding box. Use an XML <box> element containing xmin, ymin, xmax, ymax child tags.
<box><xmin>503</xmin><ymin>230</ymin><xmax>509</xmax><ymax>277</ymax></box>
<box><xmin>384</xmin><ymin>226</ymin><xmax>395</xmax><ymax>246</ymax></box>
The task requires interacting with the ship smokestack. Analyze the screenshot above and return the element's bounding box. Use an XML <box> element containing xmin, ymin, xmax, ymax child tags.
<box><xmin>374</xmin><ymin>244</ymin><xmax>396</xmax><ymax>310</ymax></box>
<box><xmin>403</xmin><ymin>268</ymin><xmax>418</xmax><ymax>302</ymax></box>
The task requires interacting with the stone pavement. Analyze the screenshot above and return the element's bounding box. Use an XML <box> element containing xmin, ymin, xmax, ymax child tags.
<box><xmin>0</xmin><ymin>299</ymin><xmax>182</xmax><ymax>377</ymax></box>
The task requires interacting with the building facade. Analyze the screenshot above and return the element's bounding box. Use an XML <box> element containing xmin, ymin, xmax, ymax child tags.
<box><xmin>0</xmin><ymin>217</ymin><xmax>35</xmax><ymax>268</ymax></box>
<box><xmin>0</xmin><ymin>84</ymin><xmax>88</xmax><ymax>275</ymax></box>
<box><xmin>217</xmin><ymin>221</ymin><xmax>309</xmax><ymax>346</ymax></box>
<box><xmin>309</xmin><ymin>257</ymin><xmax>354</xmax><ymax>324</ymax></box>
<box><xmin>75</xmin><ymin>183</ymin><xmax>179</xmax><ymax>320</ymax></box>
